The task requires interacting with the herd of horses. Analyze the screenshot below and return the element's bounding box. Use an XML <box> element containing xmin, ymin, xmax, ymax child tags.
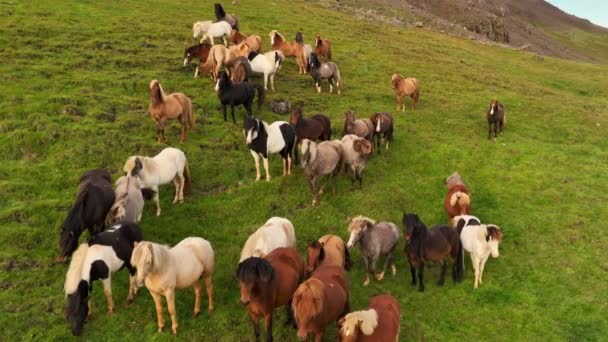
<box><xmin>56</xmin><ymin>2</ymin><xmax>509</xmax><ymax>340</ymax></box>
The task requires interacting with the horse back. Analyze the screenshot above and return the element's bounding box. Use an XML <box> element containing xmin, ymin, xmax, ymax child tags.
<box><xmin>426</xmin><ymin>225</ymin><xmax>458</xmax><ymax>259</ymax></box>
<box><xmin>266</xmin><ymin>248</ymin><xmax>304</xmax><ymax>304</ymax></box>
<box><xmin>319</xmin><ymin>235</ymin><xmax>346</xmax><ymax>268</ymax></box>
<box><xmin>312</xmin><ymin>265</ymin><xmax>349</xmax><ymax>294</ymax></box>
<box><xmin>367</xmin><ymin>295</ymin><xmax>401</xmax><ymax>341</ymax></box>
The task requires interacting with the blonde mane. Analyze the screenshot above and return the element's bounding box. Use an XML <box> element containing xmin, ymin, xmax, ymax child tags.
<box><xmin>149</xmin><ymin>80</ymin><xmax>167</xmax><ymax>104</ymax></box>
<box><xmin>340</xmin><ymin>309</ymin><xmax>378</xmax><ymax>337</ymax></box>
<box><xmin>348</xmin><ymin>215</ymin><xmax>375</xmax><ymax>233</ymax></box>
<box><xmin>269</xmin><ymin>30</ymin><xmax>285</xmax><ymax>45</ymax></box>
<box><xmin>132</xmin><ymin>241</ymin><xmax>171</xmax><ymax>275</ymax></box>
<box><xmin>293</xmin><ymin>278</ymin><xmax>325</xmax><ymax>322</ymax></box>
<box><xmin>64</xmin><ymin>243</ymin><xmax>89</xmax><ymax>295</ymax></box>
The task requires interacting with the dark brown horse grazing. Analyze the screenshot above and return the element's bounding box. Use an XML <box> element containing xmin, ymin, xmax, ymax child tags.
<box><xmin>486</xmin><ymin>98</ymin><xmax>506</xmax><ymax>140</ymax></box>
<box><xmin>314</xmin><ymin>34</ymin><xmax>332</xmax><ymax>61</ymax></box>
<box><xmin>237</xmin><ymin>247</ymin><xmax>304</xmax><ymax>342</ymax></box>
<box><xmin>444</xmin><ymin>172</ymin><xmax>470</xmax><ymax>220</ymax></box>
<box><xmin>290</xmin><ymin>107</ymin><xmax>331</xmax><ymax>164</ymax></box>
<box><xmin>402</xmin><ymin>213</ymin><xmax>463</xmax><ymax>292</ymax></box>
<box><xmin>183</xmin><ymin>43</ymin><xmax>212</xmax><ymax>71</ymax></box>
<box><xmin>369</xmin><ymin>112</ymin><xmax>394</xmax><ymax>154</ymax></box>
<box><xmin>292</xmin><ymin>265</ymin><xmax>350</xmax><ymax>342</ymax></box>
<box><xmin>58</xmin><ymin>170</ymin><xmax>115</xmax><ymax>262</ymax></box>
<box><xmin>306</xmin><ymin>235</ymin><xmax>352</xmax><ymax>276</ymax></box>
<box><xmin>338</xmin><ymin>295</ymin><xmax>401</xmax><ymax>342</ymax></box>
<box><xmin>148</xmin><ymin>80</ymin><xmax>195</xmax><ymax>144</ymax></box>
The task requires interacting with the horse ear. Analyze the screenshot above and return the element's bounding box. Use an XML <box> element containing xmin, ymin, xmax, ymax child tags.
<box><xmin>134</xmin><ymin>241</ymin><xmax>139</xmax><ymax>247</ymax></box>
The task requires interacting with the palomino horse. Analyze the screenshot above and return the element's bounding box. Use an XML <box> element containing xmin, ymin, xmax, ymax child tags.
<box><xmin>445</xmin><ymin>171</ymin><xmax>471</xmax><ymax>220</ymax></box>
<box><xmin>237</xmin><ymin>248</ymin><xmax>305</xmax><ymax>341</ymax></box>
<box><xmin>292</xmin><ymin>265</ymin><xmax>350</xmax><ymax>342</ymax></box>
<box><xmin>339</xmin><ymin>295</ymin><xmax>401</xmax><ymax>342</ymax></box>
<box><xmin>131</xmin><ymin>237</ymin><xmax>214</xmax><ymax>335</ymax></box>
<box><xmin>460</xmin><ymin>223</ymin><xmax>503</xmax><ymax>289</ymax></box>
<box><xmin>193</xmin><ymin>20</ymin><xmax>232</xmax><ymax>45</ymax></box>
<box><xmin>64</xmin><ymin>222</ymin><xmax>142</xmax><ymax>336</ymax></box>
<box><xmin>239</xmin><ymin>217</ymin><xmax>296</xmax><ymax>262</ymax></box>
<box><xmin>309</xmin><ymin>53</ymin><xmax>342</xmax><ymax>94</ymax></box>
<box><xmin>290</xmin><ymin>107</ymin><xmax>331</xmax><ymax>164</ymax></box>
<box><xmin>269</xmin><ymin>30</ymin><xmax>307</xmax><ymax>74</ymax></box>
<box><xmin>123</xmin><ymin>147</ymin><xmax>190</xmax><ymax>216</ymax></box>
<box><xmin>202</xmin><ymin>42</ymin><xmax>251</xmax><ymax>81</ymax></box>
<box><xmin>391</xmin><ymin>74</ymin><xmax>420</xmax><ymax>112</ymax></box>
<box><xmin>215</xmin><ymin>3</ymin><xmax>239</xmax><ymax>31</ymax></box>
<box><xmin>314</xmin><ymin>34</ymin><xmax>332</xmax><ymax>61</ymax></box>
<box><xmin>402</xmin><ymin>213</ymin><xmax>463</xmax><ymax>292</ymax></box>
<box><xmin>229</xmin><ymin>31</ymin><xmax>262</xmax><ymax>52</ymax></box>
<box><xmin>306</xmin><ymin>235</ymin><xmax>352</xmax><ymax>276</ymax></box>
<box><xmin>148</xmin><ymin>80</ymin><xmax>195</xmax><ymax>144</ymax></box>
<box><xmin>486</xmin><ymin>98</ymin><xmax>506</xmax><ymax>140</ymax></box>
<box><xmin>58</xmin><ymin>169</ymin><xmax>115</xmax><ymax>262</ymax></box>
<box><xmin>369</xmin><ymin>112</ymin><xmax>394</xmax><ymax>153</ymax></box>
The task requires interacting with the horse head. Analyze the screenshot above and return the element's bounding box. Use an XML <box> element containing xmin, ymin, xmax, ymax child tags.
<box><xmin>295</xmin><ymin>31</ymin><xmax>304</xmax><ymax>45</ymax></box>
<box><xmin>290</xmin><ymin>107</ymin><xmax>303</xmax><ymax>126</ymax></box>
<box><xmin>131</xmin><ymin>241</ymin><xmax>153</xmax><ymax>287</ymax></box>
<box><xmin>391</xmin><ymin>74</ymin><xmax>403</xmax><ymax>90</ymax></box>
<box><xmin>66</xmin><ymin>281</ymin><xmax>90</xmax><ymax>336</ymax></box>
<box><xmin>149</xmin><ymin>80</ymin><xmax>163</xmax><ymax>105</ymax></box>
<box><xmin>402</xmin><ymin>213</ymin><xmax>427</xmax><ymax>242</ymax></box>
<box><xmin>236</xmin><ymin>257</ymin><xmax>276</xmax><ymax>305</ymax></box>
<box><xmin>489</xmin><ymin>98</ymin><xmax>499</xmax><ymax>115</ymax></box>
<box><xmin>315</xmin><ymin>34</ymin><xmax>322</xmax><ymax>48</ymax></box>
<box><xmin>293</xmin><ymin>279</ymin><xmax>325</xmax><ymax>340</ymax></box>
<box><xmin>346</xmin><ymin>216</ymin><xmax>375</xmax><ymax>248</ymax></box>
<box><xmin>485</xmin><ymin>225</ymin><xmax>503</xmax><ymax>258</ymax></box>
<box><xmin>215</xmin><ymin>71</ymin><xmax>231</xmax><ymax>93</ymax></box>
<box><xmin>300</xmin><ymin>139</ymin><xmax>317</xmax><ymax>168</ymax></box>
<box><xmin>305</xmin><ymin>240</ymin><xmax>325</xmax><ymax>275</ymax></box>
<box><xmin>243</xmin><ymin>116</ymin><xmax>260</xmax><ymax>145</ymax></box>
<box><xmin>309</xmin><ymin>53</ymin><xmax>321</xmax><ymax>70</ymax></box>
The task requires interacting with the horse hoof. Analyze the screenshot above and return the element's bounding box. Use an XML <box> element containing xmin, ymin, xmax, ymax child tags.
<box><xmin>418</xmin><ymin>288</ymin><xmax>424</xmax><ymax>292</ymax></box>
<box><xmin>56</xmin><ymin>256</ymin><xmax>66</xmax><ymax>263</ymax></box>
<box><xmin>363</xmin><ymin>280</ymin><xmax>370</xmax><ymax>287</ymax></box>
<box><xmin>375</xmin><ymin>273</ymin><xmax>384</xmax><ymax>281</ymax></box>
<box><xmin>193</xmin><ymin>311</ymin><xmax>200</xmax><ymax>317</ymax></box>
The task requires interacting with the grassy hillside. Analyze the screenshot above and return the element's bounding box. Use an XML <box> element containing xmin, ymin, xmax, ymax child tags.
<box><xmin>1</xmin><ymin>0</ymin><xmax>608</xmax><ymax>340</ymax></box>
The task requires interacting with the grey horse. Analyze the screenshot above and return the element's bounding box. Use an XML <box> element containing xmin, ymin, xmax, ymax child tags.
<box><xmin>346</xmin><ymin>216</ymin><xmax>400</xmax><ymax>286</ymax></box>
<box><xmin>342</xmin><ymin>110</ymin><xmax>374</xmax><ymax>143</ymax></box>
<box><xmin>309</xmin><ymin>53</ymin><xmax>342</xmax><ymax>94</ymax></box>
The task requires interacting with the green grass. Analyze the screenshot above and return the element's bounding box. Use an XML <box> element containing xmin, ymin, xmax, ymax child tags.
<box><xmin>1</xmin><ymin>0</ymin><xmax>608</xmax><ymax>340</ymax></box>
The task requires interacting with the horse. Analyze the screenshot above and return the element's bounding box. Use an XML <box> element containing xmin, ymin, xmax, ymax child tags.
<box><xmin>193</xmin><ymin>20</ymin><xmax>232</xmax><ymax>45</ymax></box>
<box><xmin>343</xmin><ymin>110</ymin><xmax>374</xmax><ymax>143</ymax></box>
<box><xmin>123</xmin><ymin>147</ymin><xmax>190</xmax><ymax>216</ymax></box>
<box><xmin>306</xmin><ymin>235</ymin><xmax>352</xmax><ymax>276</ymax></box>
<box><xmin>58</xmin><ymin>169</ymin><xmax>115</xmax><ymax>262</ymax></box>
<box><xmin>214</xmin><ymin>3</ymin><xmax>239</xmax><ymax>31</ymax></box>
<box><xmin>243</xmin><ymin>116</ymin><xmax>296</xmax><ymax>182</ymax></box>
<box><xmin>445</xmin><ymin>171</ymin><xmax>471</xmax><ymax>220</ymax></box>
<box><xmin>215</xmin><ymin>71</ymin><xmax>265</xmax><ymax>124</ymax></box>
<box><xmin>148</xmin><ymin>80</ymin><xmax>195</xmax><ymax>144</ymax></box>
<box><xmin>229</xmin><ymin>31</ymin><xmax>262</xmax><ymax>52</ymax></box>
<box><xmin>369</xmin><ymin>112</ymin><xmax>394</xmax><ymax>153</ymax></box>
<box><xmin>300</xmin><ymin>139</ymin><xmax>344</xmax><ymax>207</ymax></box>
<box><xmin>202</xmin><ymin>43</ymin><xmax>251</xmax><ymax>81</ymax></box>
<box><xmin>106</xmin><ymin>176</ymin><xmax>147</xmax><ymax>225</ymax></box>
<box><xmin>248</xmin><ymin>50</ymin><xmax>284</xmax><ymax>91</ymax></box>
<box><xmin>309</xmin><ymin>53</ymin><xmax>342</xmax><ymax>94</ymax></box>
<box><xmin>292</xmin><ymin>265</ymin><xmax>350</xmax><ymax>342</ymax></box>
<box><xmin>451</xmin><ymin>214</ymin><xmax>481</xmax><ymax>230</ymax></box>
<box><xmin>269</xmin><ymin>30</ymin><xmax>307</xmax><ymax>74</ymax></box>
<box><xmin>391</xmin><ymin>74</ymin><xmax>419</xmax><ymax>112</ymax></box>
<box><xmin>237</xmin><ymin>248</ymin><xmax>305</xmax><ymax>341</ymax></box>
<box><xmin>183</xmin><ymin>43</ymin><xmax>212</xmax><ymax>72</ymax></box>
<box><xmin>296</xmin><ymin>32</ymin><xmax>313</xmax><ymax>72</ymax></box>
<box><xmin>131</xmin><ymin>237</ymin><xmax>214</xmax><ymax>335</ymax></box>
<box><xmin>290</xmin><ymin>107</ymin><xmax>331</xmax><ymax>164</ymax></box>
<box><xmin>314</xmin><ymin>34</ymin><xmax>332</xmax><ymax>61</ymax></box>
<box><xmin>346</xmin><ymin>216</ymin><xmax>400</xmax><ymax>286</ymax></box>
<box><xmin>341</xmin><ymin>134</ymin><xmax>373</xmax><ymax>190</ymax></box>
<box><xmin>230</xmin><ymin>56</ymin><xmax>252</xmax><ymax>83</ymax></box>
<box><xmin>487</xmin><ymin>98</ymin><xmax>506</xmax><ymax>140</ymax></box>
<box><xmin>402</xmin><ymin>213</ymin><xmax>463</xmax><ymax>292</ymax></box>
<box><xmin>64</xmin><ymin>222</ymin><xmax>143</xmax><ymax>336</ymax></box>
<box><xmin>240</xmin><ymin>217</ymin><xmax>296</xmax><ymax>262</ymax></box>
<box><xmin>460</xmin><ymin>223</ymin><xmax>503</xmax><ymax>289</ymax></box>
<box><xmin>338</xmin><ymin>295</ymin><xmax>401</xmax><ymax>342</ymax></box>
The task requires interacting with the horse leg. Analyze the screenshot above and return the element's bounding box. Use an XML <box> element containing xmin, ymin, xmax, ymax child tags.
<box><xmin>409</xmin><ymin>260</ymin><xmax>417</xmax><ymax>285</ymax></box>
<box><xmin>471</xmin><ymin>254</ymin><xmax>480</xmax><ymax>289</ymax></box>
<box><xmin>172</xmin><ymin>178</ymin><xmax>180</xmax><ymax>204</ymax></box>
<box><xmin>179</xmin><ymin>120</ymin><xmax>186</xmax><ymax>144</ymax></box>
<box><xmin>264</xmin><ymin>313</ymin><xmax>273</xmax><ymax>342</ymax></box>
<box><xmin>223</xmin><ymin>36</ymin><xmax>228</xmax><ymax>46</ymax></box>
<box><xmin>370</xmin><ymin>253</ymin><xmax>381</xmax><ymax>281</ymax></box>
<box><xmin>488</xmin><ymin>122</ymin><xmax>493</xmax><ymax>140</ymax></box>
<box><xmin>204</xmin><ymin>274</ymin><xmax>214</xmax><ymax>312</ymax></box>
<box><xmin>222</xmin><ymin>104</ymin><xmax>227</xmax><ymax>122</ymax></box>
<box><xmin>150</xmin><ymin>291</ymin><xmax>165</xmax><ymax>332</ymax></box>
<box><xmin>309</xmin><ymin>177</ymin><xmax>318</xmax><ymax>206</ymax></box>
<box><xmin>250</xmin><ymin>150</ymin><xmax>261</xmax><ymax>181</ymax></box>
<box><xmin>315</xmin><ymin>332</ymin><xmax>324</xmax><ymax>342</ymax></box>
<box><xmin>479</xmin><ymin>254</ymin><xmax>490</xmax><ymax>284</ymax></box>
<box><xmin>101</xmin><ymin>278</ymin><xmax>114</xmax><ymax>315</ymax></box>
<box><xmin>285</xmin><ymin>301</ymin><xmax>296</xmax><ymax>327</ymax></box>
<box><xmin>127</xmin><ymin>274</ymin><xmax>137</xmax><ymax>304</ymax></box>
<box><xmin>193</xmin><ymin>281</ymin><xmax>202</xmax><ymax>317</ymax></box>
<box><xmin>418</xmin><ymin>262</ymin><xmax>425</xmax><ymax>292</ymax></box>
<box><xmin>328</xmin><ymin>77</ymin><xmax>334</xmax><ymax>94</ymax></box>
<box><xmin>153</xmin><ymin>185</ymin><xmax>161</xmax><ymax>216</ymax></box>
<box><xmin>165</xmin><ymin>289</ymin><xmax>179</xmax><ymax>335</ymax></box>
<box><xmin>263</xmin><ymin>157</ymin><xmax>271</xmax><ymax>181</ymax></box>
<box><xmin>231</xmin><ymin>105</ymin><xmax>237</xmax><ymax>124</ymax></box>
<box><xmin>248</xmin><ymin>311</ymin><xmax>261</xmax><ymax>342</ymax></box>
<box><xmin>263</xmin><ymin>73</ymin><xmax>269</xmax><ymax>91</ymax></box>
<box><xmin>362</xmin><ymin>256</ymin><xmax>371</xmax><ymax>286</ymax></box>
<box><xmin>315</xmin><ymin>80</ymin><xmax>321</xmax><ymax>94</ymax></box>
<box><xmin>270</xmin><ymin>73</ymin><xmax>276</xmax><ymax>92</ymax></box>
<box><xmin>437</xmin><ymin>259</ymin><xmax>446</xmax><ymax>286</ymax></box>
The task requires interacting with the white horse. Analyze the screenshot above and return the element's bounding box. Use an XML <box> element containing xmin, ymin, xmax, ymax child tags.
<box><xmin>239</xmin><ymin>217</ymin><xmax>296</xmax><ymax>262</ymax></box>
<box><xmin>123</xmin><ymin>147</ymin><xmax>190</xmax><ymax>216</ymax></box>
<box><xmin>248</xmin><ymin>50</ymin><xmax>284</xmax><ymax>91</ymax></box>
<box><xmin>460</xmin><ymin>224</ymin><xmax>503</xmax><ymax>289</ymax></box>
<box><xmin>193</xmin><ymin>20</ymin><xmax>231</xmax><ymax>45</ymax></box>
<box><xmin>106</xmin><ymin>176</ymin><xmax>145</xmax><ymax>224</ymax></box>
<box><xmin>131</xmin><ymin>237</ymin><xmax>214</xmax><ymax>335</ymax></box>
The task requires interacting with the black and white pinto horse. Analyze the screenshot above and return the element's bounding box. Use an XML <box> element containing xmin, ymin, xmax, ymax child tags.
<box><xmin>64</xmin><ymin>222</ymin><xmax>143</xmax><ymax>336</ymax></box>
<box><xmin>243</xmin><ymin>116</ymin><xmax>296</xmax><ymax>181</ymax></box>
<box><xmin>309</xmin><ymin>53</ymin><xmax>342</xmax><ymax>95</ymax></box>
<box><xmin>59</xmin><ymin>169</ymin><xmax>115</xmax><ymax>262</ymax></box>
<box><xmin>215</xmin><ymin>71</ymin><xmax>265</xmax><ymax>124</ymax></box>
<box><xmin>215</xmin><ymin>3</ymin><xmax>239</xmax><ymax>31</ymax></box>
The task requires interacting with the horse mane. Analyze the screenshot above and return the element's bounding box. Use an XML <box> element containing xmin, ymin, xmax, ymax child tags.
<box><xmin>293</xmin><ymin>278</ymin><xmax>325</xmax><ymax>323</ymax></box>
<box><xmin>271</xmin><ymin>30</ymin><xmax>285</xmax><ymax>43</ymax></box>
<box><xmin>295</xmin><ymin>32</ymin><xmax>304</xmax><ymax>45</ymax></box>
<box><xmin>149</xmin><ymin>80</ymin><xmax>166</xmax><ymax>105</ymax></box>
<box><xmin>315</xmin><ymin>35</ymin><xmax>322</xmax><ymax>48</ymax></box>
<box><xmin>340</xmin><ymin>309</ymin><xmax>378</xmax><ymax>337</ymax></box>
<box><xmin>485</xmin><ymin>225</ymin><xmax>503</xmax><ymax>241</ymax></box>
<box><xmin>247</xmin><ymin>51</ymin><xmax>259</xmax><ymax>61</ymax></box>
<box><xmin>309</xmin><ymin>53</ymin><xmax>321</xmax><ymax>68</ymax></box>
<box><xmin>132</xmin><ymin>241</ymin><xmax>170</xmax><ymax>275</ymax></box>
<box><xmin>308</xmin><ymin>240</ymin><xmax>325</xmax><ymax>261</ymax></box>
<box><xmin>214</xmin><ymin>3</ymin><xmax>226</xmax><ymax>19</ymax></box>
<box><xmin>391</xmin><ymin>74</ymin><xmax>404</xmax><ymax>89</ymax></box>
<box><xmin>348</xmin><ymin>215</ymin><xmax>375</xmax><ymax>233</ymax></box>
<box><xmin>236</xmin><ymin>257</ymin><xmax>276</xmax><ymax>284</ymax></box>
<box><xmin>64</xmin><ymin>243</ymin><xmax>89</xmax><ymax>295</ymax></box>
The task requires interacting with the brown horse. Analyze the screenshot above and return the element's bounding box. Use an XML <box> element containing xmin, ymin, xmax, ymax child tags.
<box><xmin>269</xmin><ymin>30</ymin><xmax>307</xmax><ymax>74</ymax></box>
<box><xmin>369</xmin><ymin>112</ymin><xmax>394</xmax><ymax>153</ymax></box>
<box><xmin>201</xmin><ymin>42</ymin><xmax>251</xmax><ymax>81</ymax></box>
<box><xmin>338</xmin><ymin>295</ymin><xmax>401</xmax><ymax>342</ymax></box>
<box><xmin>444</xmin><ymin>172</ymin><xmax>470</xmax><ymax>219</ymax></box>
<box><xmin>148</xmin><ymin>80</ymin><xmax>195</xmax><ymax>144</ymax></box>
<box><xmin>306</xmin><ymin>235</ymin><xmax>352</xmax><ymax>276</ymax></box>
<box><xmin>229</xmin><ymin>31</ymin><xmax>262</xmax><ymax>52</ymax></box>
<box><xmin>183</xmin><ymin>43</ymin><xmax>212</xmax><ymax>69</ymax></box>
<box><xmin>391</xmin><ymin>74</ymin><xmax>419</xmax><ymax>112</ymax></box>
<box><xmin>237</xmin><ymin>247</ymin><xmax>304</xmax><ymax>342</ymax></box>
<box><xmin>402</xmin><ymin>213</ymin><xmax>463</xmax><ymax>292</ymax></box>
<box><xmin>486</xmin><ymin>98</ymin><xmax>506</xmax><ymax>140</ymax></box>
<box><xmin>314</xmin><ymin>34</ymin><xmax>332</xmax><ymax>61</ymax></box>
<box><xmin>292</xmin><ymin>265</ymin><xmax>350</xmax><ymax>342</ymax></box>
<box><xmin>290</xmin><ymin>107</ymin><xmax>331</xmax><ymax>164</ymax></box>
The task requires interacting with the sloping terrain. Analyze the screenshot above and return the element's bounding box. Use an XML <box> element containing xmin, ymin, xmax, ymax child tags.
<box><xmin>1</xmin><ymin>0</ymin><xmax>608</xmax><ymax>340</ymax></box>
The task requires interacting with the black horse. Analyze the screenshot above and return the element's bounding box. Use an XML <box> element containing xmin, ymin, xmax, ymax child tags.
<box><xmin>215</xmin><ymin>71</ymin><xmax>264</xmax><ymax>124</ymax></box>
<box><xmin>58</xmin><ymin>169</ymin><xmax>115</xmax><ymax>262</ymax></box>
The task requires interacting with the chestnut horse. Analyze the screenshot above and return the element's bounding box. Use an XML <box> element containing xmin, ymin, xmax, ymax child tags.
<box><xmin>444</xmin><ymin>171</ymin><xmax>470</xmax><ymax>219</ymax></box>
<box><xmin>403</xmin><ymin>213</ymin><xmax>463</xmax><ymax>292</ymax></box>
<box><xmin>339</xmin><ymin>295</ymin><xmax>401</xmax><ymax>342</ymax></box>
<box><xmin>148</xmin><ymin>80</ymin><xmax>195</xmax><ymax>144</ymax></box>
<box><xmin>314</xmin><ymin>34</ymin><xmax>332</xmax><ymax>61</ymax></box>
<box><xmin>269</xmin><ymin>30</ymin><xmax>307</xmax><ymax>74</ymax></box>
<box><xmin>306</xmin><ymin>235</ymin><xmax>352</xmax><ymax>276</ymax></box>
<box><xmin>391</xmin><ymin>74</ymin><xmax>419</xmax><ymax>112</ymax></box>
<box><xmin>292</xmin><ymin>265</ymin><xmax>350</xmax><ymax>342</ymax></box>
<box><xmin>183</xmin><ymin>43</ymin><xmax>212</xmax><ymax>68</ymax></box>
<box><xmin>290</xmin><ymin>107</ymin><xmax>331</xmax><ymax>164</ymax></box>
<box><xmin>201</xmin><ymin>42</ymin><xmax>251</xmax><ymax>81</ymax></box>
<box><xmin>229</xmin><ymin>31</ymin><xmax>262</xmax><ymax>52</ymax></box>
<box><xmin>237</xmin><ymin>248</ymin><xmax>304</xmax><ymax>342</ymax></box>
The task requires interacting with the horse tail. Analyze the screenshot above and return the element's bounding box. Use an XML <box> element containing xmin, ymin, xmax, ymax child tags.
<box><xmin>64</xmin><ymin>243</ymin><xmax>89</xmax><ymax>295</ymax></box>
<box><xmin>450</xmin><ymin>191</ymin><xmax>470</xmax><ymax>209</ymax></box>
<box><xmin>343</xmin><ymin>244</ymin><xmax>353</xmax><ymax>271</ymax></box>
<box><xmin>256</xmin><ymin>85</ymin><xmax>265</xmax><ymax>109</ymax></box>
<box><xmin>187</xmin><ymin>98</ymin><xmax>196</xmax><ymax>128</ymax></box>
<box><xmin>334</xmin><ymin>66</ymin><xmax>342</xmax><ymax>94</ymax></box>
<box><xmin>183</xmin><ymin>158</ymin><xmax>192</xmax><ymax>194</ymax></box>
<box><xmin>502</xmin><ymin>108</ymin><xmax>507</xmax><ymax>128</ymax></box>
<box><xmin>63</xmin><ymin>188</ymin><xmax>88</xmax><ymax>237</ymax></box>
